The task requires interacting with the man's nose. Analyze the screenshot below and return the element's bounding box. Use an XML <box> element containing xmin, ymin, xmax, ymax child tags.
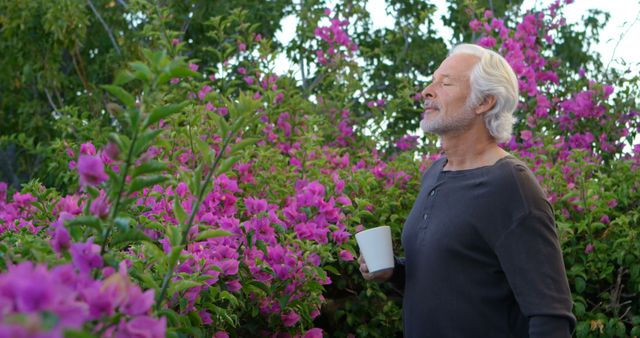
<box><xmin>421</xmin><ymin>83</ymin><xmax>435</xmax><ymax>99</ymax></box>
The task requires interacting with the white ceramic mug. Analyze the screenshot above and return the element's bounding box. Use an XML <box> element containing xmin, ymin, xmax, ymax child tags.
<box><xmin>355</xmin><ymin>225</ymin><xmax>394</xmax><ymax>273</ymax></box>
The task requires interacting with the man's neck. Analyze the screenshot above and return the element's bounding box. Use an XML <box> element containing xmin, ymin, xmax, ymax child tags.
<box><xmin>440</xmin><ymin>127</ymin><xmax>509</xmax><ymax>171</ymax></box>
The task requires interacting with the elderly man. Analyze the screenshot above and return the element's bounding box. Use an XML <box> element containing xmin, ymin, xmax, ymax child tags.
<box><xmin>359</xmin><ymin>44</ymin><xmax>576</xmax><ymax>337</ymax></box>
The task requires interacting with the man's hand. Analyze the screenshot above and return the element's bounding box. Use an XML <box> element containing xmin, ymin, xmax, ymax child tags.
<box><xmin>359</xmin><ymin>255</ymin><xmax>393</xmax><ymax>282</ymax></box>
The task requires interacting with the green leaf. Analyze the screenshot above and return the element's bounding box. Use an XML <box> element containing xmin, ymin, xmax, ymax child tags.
<box><xmin>173</xmin><ymin>198</ymin><xmax>187</xmax><ymax>226</ymax></box>
<box><xmin>132</xmin><ymin>129</ymin><xmax>163</xmax><ymax>157</ymax></box>
<box><xmin>188</xmin><ymin>311</ymin><xmax>203</xmax><ymax>326</ymax></box>
<box><xmin>355</xmin><ymin>198</ymin><xmax>370</xmax><ymax>207</ymax></box>
<box><xmin>166</xmin><ymin>245</ymin><xmax>182</xmax><ymax>270</ymax></box>
<box><xmin>157</xmin><ymin>309</ymin><xmax>181</xmax><ymax>326</ymax></box>
<box><xmin>215</xmin><ymin>155</ymin><xmax>241</xmax><ymax>175</ymax></box>
<box><xmin>278</xmin><ymin>294</ymin><xmax>291</xmax><ymax>312</ymax></box>
<box><xmin>132</xmin><ymin>161</ymin><xmax>167</xmax><ymax>178</ymax></box>
<box><xmin>219</xmin><ymin>290</ymin><xmax>239</xmax><ymax>306</ymax></box>
<box><xmin>169</xmin><ymin>65</ymin><xmax>200</xmax><ymax>79</ymax></box>
<box><xmin>230</xmin><ymin>138</ymin><xmax>259</xmax><ymax>153</ymax></box>
<box><xmin>194</xmin><ymin>137</ymin><xmax>215</xmax><ymax>164</ymax></box>
<box><xmin>111</xmin><ymin>229</ymin><xmax>153</xmax><ymax>248</ymax></box>
<box><xmin>132</xmin><ymin>269</ymin><xmax>161</xmax><ymax>290</ymax></box>
<box><xmin>235</xmin><ymin>92</ymin><xmax>259</xmax><ymax>117</ymax></box>
<box><xmin>41</xmin><ymin>311</ymin><xmax>60</xmax><ymax>330</ymax></box>
<box><xmin>65</xmin><ymin>216</ymin><xmax>101</xmax><ymax>230</ymax></box>
<box><xmin>144</xmin><ymin>49</ymin><xmax>166</xmax><ymax>69</ymax></box>
<box><xmin>114</xmin><ymin>70</ymin><xmax>135</xmax><ymax>86</ymax></box>
<box><xmin>128</xmin><ymin>108</ymin><xmax>141</xmax><ymax>130</ymax></box>
<box><xmin>324</xmin><ymin>264</ymin><xmax>342</xmax><ymax>276</ymax></box>
<box><xmin>130</xmin><ymin>61</ymin><xmax>153</xmax><ymax>82</ymax></box>
<box><xmin>209</xmin><ymin>113</ymin><xmax>229</xmax><ymax>137</ymax></box>
<box><xmin>109</xmin><ymin>133</ymin><xmax>127</xmax><ymax>152</ymax></box>
<box><xmin>143</xmin><ymin>241</ymin><xmax>166</xmax><ymax>262</ymax></box>
<box><xmin>358</xmin><ymin>210</ymin><xmax>374</xmax><ymax>219</ymax></box>
<box><xmin>127</xmin><ymin>175</ymin><xmax>168</xmax><ymax>194</ymax></box>
<box><xmin>245</xmin><ymin>281</ymin><xmax>268</xmax><ymax>295</ymax></box>
<box><xmin>85</xmin><ymin>186</ymin><xmax>99</xmax><ymax>199</ymax></box>
<box><xmin>114</xmin><ymin>216</ymin><xmax>131</xmax><ymax>232</ymax></box>
<box><xmin>255</xmin><ymin>240</ymin><xmax>268</xmax><ymax>256</ymax></box>
<box><xmin>169</xmin><ymin>280</ymin><xmax>203</xmax><ymax>295</ymax></box>
<box><xmin>102</xmin><ymin>85</ymin><xmax>135</xmax><ymax>108</ymax></box>
<box><xmin>144</xmin><ymin>102</ymin><xmax>188</xmax><ymax>129</ymax></box>
<box><xmin>575</xmin><ymin>277</ymin><xmax>586</xmax><ymax>293</ymax></box>
<box><xmin>230</xmin><ymin>116</ymin><xmax>246</xmax><ymax>135</ymax></box>
<box><xmin>167</xmin><ymin>227</ymin><xmax>182</xmax><ymax>247</ymax></box>
<box><xmin>156</xmin><ymin>73</ymin><xmax>173</xmax><ymax>87</ymax></box>
<box><xmin>63</xmin><ymin>330</ymin><xmax>97</xmax><ymax>338</ymax></box>
<box><xmin>194</xmin><ymin>229</ymin><xmax>233</xmax><ymax>242</ymax></box>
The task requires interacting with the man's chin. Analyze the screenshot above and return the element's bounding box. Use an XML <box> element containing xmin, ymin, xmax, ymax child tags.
<box><xmin>420</xmin><ymin>119</ymin><xmax>437</xmax><ymax>134</ymax></box>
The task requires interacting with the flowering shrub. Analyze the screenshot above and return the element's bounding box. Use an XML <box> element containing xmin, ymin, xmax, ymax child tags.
<box><xmin>1</xmin><ymin>1</ymin><xmax>639</xmax><ymax>337</ymax></box>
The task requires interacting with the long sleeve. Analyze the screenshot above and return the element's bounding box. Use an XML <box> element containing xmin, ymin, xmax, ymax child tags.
<box><xmin>494</xmin><ymin>209</ymin><xmax>576</xmax><ymax>334</ymax></box>
<box><xmin>529</xmin><ymin>316</ymin><xmax>572</xmax><ymax>338</ymax></box>
<box><xmin>388</xmin><ymin>256</ymin><xmax>405</xmax><ymax>293</ymax></box>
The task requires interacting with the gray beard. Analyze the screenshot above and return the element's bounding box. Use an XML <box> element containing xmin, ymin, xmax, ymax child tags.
<box><xmin>420</xmin><ymin>108</ymin><xmax>476</xmax><ymax>136</ymax></box>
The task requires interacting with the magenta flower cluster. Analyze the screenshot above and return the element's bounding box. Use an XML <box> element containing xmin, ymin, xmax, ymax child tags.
<box><xmin>314</xmin><ymin>8</ymin><xmax>359</xmax><ymax>65</ymax></box>
<box><xmin>395</xmin><ymin>135</ymin><xmax>419</xmax><ymax>151</ymax></box>
<box><xmin>0</xmin><ymin>261</ymin><xmax>164</xmax><ymax>337</ymax></box>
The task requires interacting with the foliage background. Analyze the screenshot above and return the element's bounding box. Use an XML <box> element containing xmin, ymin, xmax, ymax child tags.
<box><xmin>0</xmin><ymin>0</ymin><xmax>639</xmax><ymax>337</ymax></box>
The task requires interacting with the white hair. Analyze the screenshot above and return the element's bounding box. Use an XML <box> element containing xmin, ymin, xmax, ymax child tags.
<box><xmin>450</xmin><ymin>44</ymin><xmax>519</xmax><ymax>143</ymax></box>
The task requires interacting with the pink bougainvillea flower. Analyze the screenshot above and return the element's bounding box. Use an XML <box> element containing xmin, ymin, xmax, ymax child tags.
<box><xmin>244</xmin><ymin>197</ymin><xmax>268</xmax><ymax>215</ymax></box>
<box><xmin>339</xmin><ymin>249</ymin><xmax>354</xmax><ymax>261</ymax></box>
<box><xmin>198</xmin><ymin>85</ymin><xmax>212</xmax><ymax>100</ymax></box>
<box><xmin>77</xmin><ymin>155</ymin><xmax>108</xmax><ymax>186</ymax></box>
<box><xmin>103</xmin><ymin>142</ymin><xmax>120</xmax><ymax>162</ymax></box>
<box><xmin>82</xmin><ymin>283</ymin><xmax>116</xmax><ymax>319</ymax></box>
<box><xmin>70</xmin><ymin>238</ymin><xmax>104</xmax><ymax>274</ymax></box>
<box><xmin>116</xmin><ymin>316</ymin><xmax>166</xmax><ymax>338</ymax></box>
<box><xmin>282</xmin><ymin>310</ymin><xmax>301</xmax><ymax>327</ymax></box>
<box><xmin>304</xmin><ymin>328</ymin><xmax>324</xmax><ymax>338</ymax></box>
<box><xmin>90</xmin><ymin>190</ymin><xmax>110</xmax><ymax>219</ymax></box>
<box><xmin>274</xmin><ymin>92</ymin><xmax>284</xmax><ymax>105</ymax></box>
<box><xmin>584</xmin><ymin>243</ymin><xmax>594</xmax><ymax>254</ymax></box>
<box><xmin>225</xmin><ymin>279</ymin><xmax>242</xmax><ymax>292</ymax></box>
<box><xmin>80</xmin><ymin>142</ymin><xmax>97</xmax><ymax>156</ymax></box>
<box><xmin>120</xmin><ymin>287</ymin><xmax>154</xmax><ymax>316</ymax></box>
<box><xmin>51</xmin><ymin>224</ymin><xmax>72</xmax><ymax>254</ymax></box>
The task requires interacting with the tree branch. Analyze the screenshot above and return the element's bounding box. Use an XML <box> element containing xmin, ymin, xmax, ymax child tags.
<box><xmin>605</xmin><ymin>10</ymin><xmax>640</xmax><ymax>72</ymax></box>
<box><xmin>44</xmin><ymin>88</ymin><xmax>60</xmax><ymax>114</ymax></box>
<box><xmin>87</xmin><ymin>0</ymin><xmax>121</xmax><ymax>55</ymax></box>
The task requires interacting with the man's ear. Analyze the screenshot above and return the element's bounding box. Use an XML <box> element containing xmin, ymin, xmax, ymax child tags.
<box><xmin>475</xmin><ymin>95</ymin><xmax>497</xmax><ymax>115</ymax></box>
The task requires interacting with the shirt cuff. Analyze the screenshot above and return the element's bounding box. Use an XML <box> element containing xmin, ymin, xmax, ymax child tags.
<box><xmin>529</xmin><ymin>316</ymin><xmax>572</xmax><ymax>338</ymax></box>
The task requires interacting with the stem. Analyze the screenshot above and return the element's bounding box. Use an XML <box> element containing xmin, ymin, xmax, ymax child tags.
<box><xmin>87</xmin><ymin>0</ymin><xmax>121</xmax><ymax>55</ymax></box>
<box><xmin>44</xmin><ymin>88</ymin><xmax>60</xmax><ymax>114</ymax></box>
<box><xmin>155</xmin><ymin>133</ymin><xmax>235</xmax><ymax>309</ymax></box>
<box><xmin>299</xmin><ymin>0</ymin><xmax>307</xmax><ymax>91</ymax></box>
<box><xmin>101</xmin><ymin>126</ymin><xmax>139</xmax><ymax>255</ymax></box>
<box><xmin>187</xmin><ymin>122</ymin><xmax>196</xmax><ymax>168</ymax></box>
<box><xmin>605</xmin><ymin>10</ymin><xmax>640</xmax><ymax>73</ymax></box>
<box><xmin>153</xmin><ymin>2</ymin><xmax>170</xmax><ymax>47</ymax></box>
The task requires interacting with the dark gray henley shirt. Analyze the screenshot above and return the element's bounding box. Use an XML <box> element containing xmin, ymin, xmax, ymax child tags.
<box><xmin>391</xmin><ymin>155</ymin><xmax>576</xmax><ymax>337</ymax></box>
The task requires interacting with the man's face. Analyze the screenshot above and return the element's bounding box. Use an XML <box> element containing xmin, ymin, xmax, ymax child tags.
<box><xmin>420</xmin><ymin>53</ymin><xmax>479</xmax><ymax>136</ymax></box>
